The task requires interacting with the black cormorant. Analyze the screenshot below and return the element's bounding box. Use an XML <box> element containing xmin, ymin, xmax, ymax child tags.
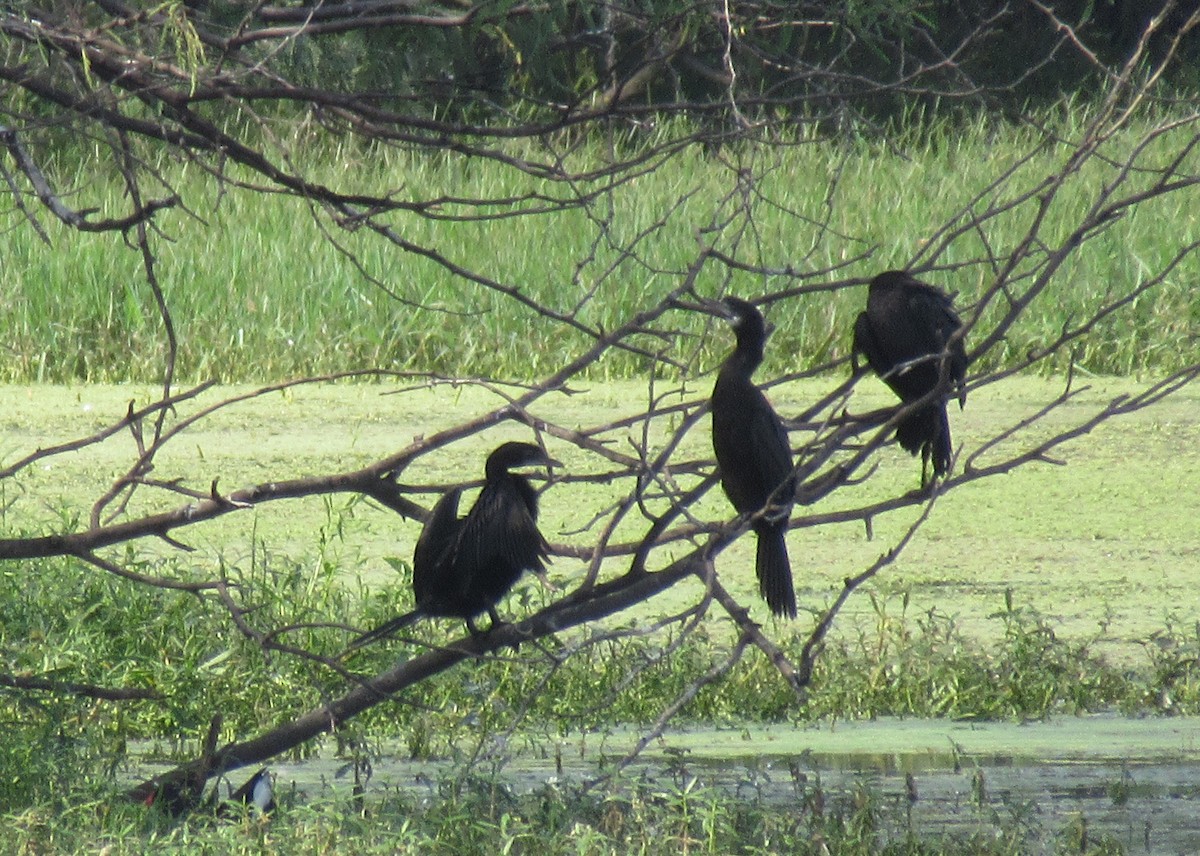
<box><xmin>710</xmin><ymin>296</ymin><xmax>797</xmax><ymax>619</ymax></box>
<box><xmin>852</xmin><ymin>270</ymin><xmax>967</xmax><ymax>483</ymax></box>
<box><xmin>347</xmin><ymin>441</ymin><xmax>559</xmax><ymax>649</ymax></box>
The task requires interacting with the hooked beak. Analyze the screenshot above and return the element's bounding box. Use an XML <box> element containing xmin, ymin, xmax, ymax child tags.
<box><xmin>702</xmin><ymin>297</ymin><xmax>735</xmax><ymax>321</ymax></box>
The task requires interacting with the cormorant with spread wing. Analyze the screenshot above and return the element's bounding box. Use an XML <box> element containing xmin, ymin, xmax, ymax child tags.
<box><xmin>346</xmin><ymin>441</ymin><xmax>558</xmax><ymax>649</ymax></box>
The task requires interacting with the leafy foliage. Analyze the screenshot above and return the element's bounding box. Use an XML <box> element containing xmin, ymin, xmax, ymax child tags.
<box><xmin>4</xmin><ymin>544</ymin><xmax>1196</xmax><ymax>775</ymax></box>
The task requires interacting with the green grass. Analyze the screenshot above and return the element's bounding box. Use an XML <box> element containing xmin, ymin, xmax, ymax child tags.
<box><xmin>1</xmin><ymin>376</ymin><xmax>1196</xmax><ymax>850</ymax></box>
<box><xmin>1</xmin><ymin>377</ymin><xmax>1197</xmax><ymax>747</ymax></box>
<box><xmin>2</xmin><ymin>548</ymin><xmax>1195</xmax><ymax>763</ymax></box>
<box><xmin>3</xmin><ymin>107</ymin><xmax>1199</xmax><ymax>383</ymax></box>
<box><xmin>4</xmin><ymin>767</ymin><xmax>1124</xmax><ymax>856</ymax></box>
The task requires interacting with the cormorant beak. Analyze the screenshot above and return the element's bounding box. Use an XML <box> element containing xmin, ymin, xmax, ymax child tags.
<box><xmin>668</xmin><ymin>295</ymin><xmax>712</xmax><ymax>314</ymax></box>
<box><xmin>704</xmin><ymin>297</ymin><xmax>773</xmax><ymax>334</ymax></box>
<box><xmin>531</xmin><ymin>453</ymin><xmax>563</xmax><ymax>470</ymax></box>
<box><xmin>702</xmin><ymin>298</ymin><xmax>737</xmax><ymax>322</ymax></box>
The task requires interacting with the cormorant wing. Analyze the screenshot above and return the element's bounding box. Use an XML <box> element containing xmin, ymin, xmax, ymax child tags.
<box><xmin>412</xmin><ymin>486</ymin><xmax>463</xmax><ymax>603</ymax></box>
<box><xmin>496</xmin><ymin>486</ymin><xmax>549</xmax><ymax>570</ymax></box>
<box><xmin>904</xmin><ymin>283</ymin><xmax>967</xmax><ymax>404</ymax></box>
<box><xmin>853</xmin><ymin>310</ymin><xmax>890</xmax><ymax>377</ymax></box>
<box><xmin>747</xmin><ymin>388</ymin><xmax>794</xmax><ymax>507</ymax></box>
<box><xmin>712</xmin><ymin>381</ymin><xmax>793</xmax><ymax>513</ymax></box>
<box><xmin>445</xmin><ymin>479</ymin><xmax>543</xmax><ymax>604</ymax></box>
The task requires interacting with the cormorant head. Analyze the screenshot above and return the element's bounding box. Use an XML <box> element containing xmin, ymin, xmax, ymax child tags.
<box><xmin>485</xmin><ymin>442</ymin><xmax>562</xmax><ymax>478</ymax></box>
<box><xmin>719</xmin><ymin>295</ymin><xmax>763</xmax><ymax>329</ymax></box>
<box><xmin>714</xmin><ymin>296</ymin><xmax>772</xmax><ymax>358</ymax></box>
<box><xmin>869</xmin><ymin>270</ymin><xmax>918</xmax><ymax>293</ymax></box>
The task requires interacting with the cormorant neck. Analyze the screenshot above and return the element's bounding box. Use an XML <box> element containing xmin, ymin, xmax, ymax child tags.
<box><xmin>485</xmin><ymin>459</ymin><xmax>513</xmax><ymax>481</ymax></box>
<box><xmin>726</xmin><ymin>329</ymin><xmax>765</xmax><ymax>375</ymax></box>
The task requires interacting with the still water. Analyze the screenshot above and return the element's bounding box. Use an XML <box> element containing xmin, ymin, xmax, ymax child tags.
<box><xmin>138</xmin><ymin>715</ymin><xmax>1200</xmax><ymax>854</ymax></box>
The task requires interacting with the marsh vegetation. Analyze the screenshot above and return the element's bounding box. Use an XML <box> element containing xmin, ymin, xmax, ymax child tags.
<box><xmin>4</xmin><ymin>109</ymin><xmax>1200</xmax><ymax>385</ymax></box>
<box><xmin>3</xmin><ymin>380</ymin><xmax>1199</xmax><ymax>852</ymax></box>
<box><xmin>3</xmin><ymin>3</ymin><xmax>1200</xmax><ymax>852</ymax></box>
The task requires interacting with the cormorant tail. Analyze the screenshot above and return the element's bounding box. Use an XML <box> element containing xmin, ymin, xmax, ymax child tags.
<box><xmin>894</xmin><ymin>404</ymin><xmax>952</xmax><ymax>480</ymax></box>
<box><xmin>755</xmin><ymin>522</ymin><xmax>796</xmax><ymax>619</ymax></box>
<box><xmin>342</xmin><ymin>609</ymin><xmax>423</xmax><ymax>655</ymax></box>
<box><xmin>931</xmin><ymin>404</ymin><xmax>953</xmax><ymax>477</ymax></box>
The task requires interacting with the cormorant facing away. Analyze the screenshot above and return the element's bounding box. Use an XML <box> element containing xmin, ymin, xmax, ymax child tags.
<box><xmin>852</xmin><ymin>270</ymin><xmax>968</xmax><ymax>484</ymax></box>
<box><xmin>347</xmin><ymin>441</ymin><xmax>559</xmax><ymax>650</ymax></box>
<box><xmin>710</xmin><ymin>296</ymin><xmax>797</xmax><ymax>619</ymax></box>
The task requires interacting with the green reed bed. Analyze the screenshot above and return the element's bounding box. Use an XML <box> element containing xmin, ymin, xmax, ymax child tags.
<box><xmin>7</xmin><ymin>764</ymin><xmax>1111</xmax><ymax>856</ymax></box>
<box><xmin>2</xmin><ymin>547</ymin><xmax>1196</xmax><ymax>770</ymax></box>
<box><xmin>3</xmin><ymin>108</ymin><xmax>1198</xmax><ymax>383</ymax></box>
<box><xmin>4</xmin><ymin>764</ymin><xmax>1125</xmax><ymax>856</ymax></box>
<box><xmin>0</xmin><ymin>554</ymin><xmax>1177</xmax><ymax>853</ymax></box>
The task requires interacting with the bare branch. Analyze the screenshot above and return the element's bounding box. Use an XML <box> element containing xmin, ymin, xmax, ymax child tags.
<box><xmin>0</xmin><ymin>124</ymin><xmax>178</xmax><ymax>231</ymax></box>
<box><xmin>1</xmin><ymin>0</ymin><xmax>1198</xmax><ymax>803</ymax></box>
<box><xmin>0</xmin><ymin>672</ymin><xmax>161</xmax><ymax>702</ymax></box>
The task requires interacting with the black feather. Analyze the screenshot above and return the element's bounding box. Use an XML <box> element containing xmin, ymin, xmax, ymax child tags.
<box><xmin>852</xmin><ymin>271</ymin><xmax>967</xmax><ymax>483</ymax></box>
<box><xmin>711</xmin><ymin>297</ymin><xmax>797</xmax><ymax>619</ymax></box>
<box><xmin>346</xmin><ymin>442</ymin><xmax>557</xmax><ymax>651</ymax></box>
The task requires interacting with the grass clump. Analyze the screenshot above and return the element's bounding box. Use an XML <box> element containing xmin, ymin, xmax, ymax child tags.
<box><xmin>3</xmin><ymin>108</ymin><xmax>1199</xmax><ymax>383</ymax></box>
<box><xmin>6</xmin><ymin>542</ymin><xmax>1200</xmax><ymax>772</ymax></box>
<box><xmin>800</xmin><ymin>591</ymin><xmax>1139</xmax><ymax>722</ymax></box>
<box><xmin>1</xmin><ymin>765</ymin><xmax>1123</xmax><ymax>855</ymax></box>
<box><xmin>0</xmin><ymin>547</ymin><xmax>361</xmax><ymax>752</ymax></box>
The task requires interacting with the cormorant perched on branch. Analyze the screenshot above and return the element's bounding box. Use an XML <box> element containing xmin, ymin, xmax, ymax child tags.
<box><xmin>852</xmin><ymin>270</ymin><xmax>968</xmax><ymax>484</ymax></box>
<box><xmin>346</xmin><ymin>442</ymin><xmax>559</xmax><ymax>650</ymax></box>
<box><xmin>710</xmin><ymin>296</ymin><xmax>797</xmax><ymax>619</ymax></box>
